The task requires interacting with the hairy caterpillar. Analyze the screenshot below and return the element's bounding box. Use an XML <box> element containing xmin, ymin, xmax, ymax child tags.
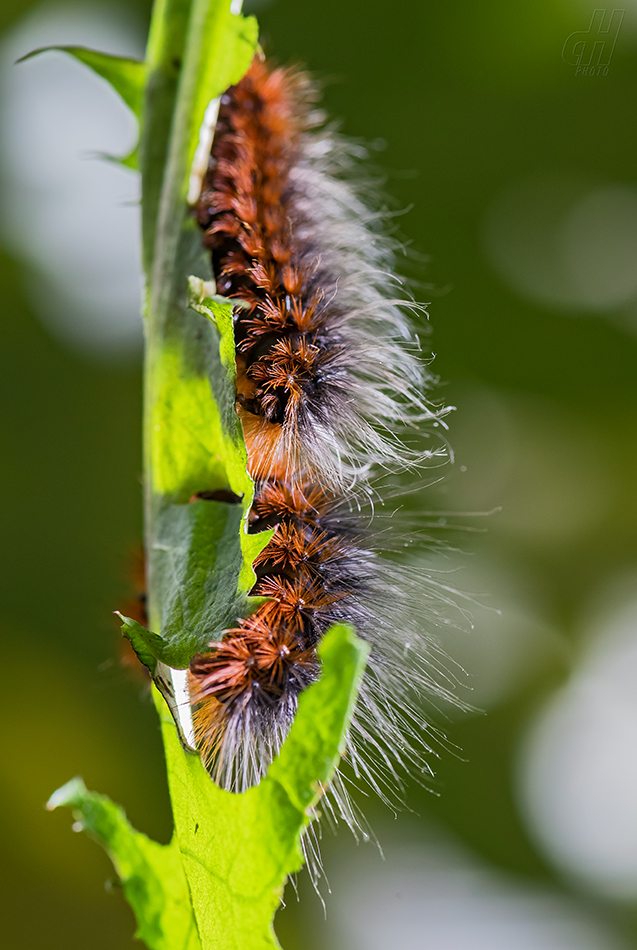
<box><xmin>187</xmin><ymin>56</ymin><xmax>456</xmax><ymax>810</ymax></box>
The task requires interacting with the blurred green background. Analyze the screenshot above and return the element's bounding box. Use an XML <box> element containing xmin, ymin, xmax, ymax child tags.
<box><xmin>1</xmin><ymin>0</ymin><xmax>637</xmax><ymax>947</ymax></box>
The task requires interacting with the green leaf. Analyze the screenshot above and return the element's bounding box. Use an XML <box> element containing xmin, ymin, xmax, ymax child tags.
<box><xmin>186</xmin><ymin>279</ymin><xmax>243</xmax><ymax>451</ymax></box>
<box><xmin>102</xmin><ymin>144</ymin><xmax>141</xmax><ymax>171</ymax></box>
<box><xmin>51</xmin><ymin>626</ymin><xmax>367</xmax><ymax>950</ymax></box>
<box><xmin>158</xmin><ymin>623</ymin><xmax>369</xmax><ymax>950</ymax></box>
<box><xmin>150</xmin><ymin>498</ymin><xmax>252</xmax><ymax>667</ymax></box>
<box><xmin>151</xmin><ymin>279</ymin><xmax>252</xmax><ymax>507</ymax></box>
<box><xmin>150</xmin><ymin>340</ymin><xmax>239</xmax><ymax>502</ymax></box>
<box><xmin>18</xmin><ymin>46</ymin><xmax>145</xmax><ymax>115</ymax></box>
<box><xmin>145</xmin><ymin>286</ymin><xmax>272</xmax><ymax>669</ymax></box>
<box><xmin>118</xmin><ymin>613</ymin><xmax>163</xmax><ymax>675</ymax></box>
<box><xmin>47</xmin><ymin>777</ymin><xmax>201</xmax><ymax>950</ymax></box>
<box><xmin>18</xmin><ymin>47</ymin><xmax>145</xmax><ymax>168</ymax></box>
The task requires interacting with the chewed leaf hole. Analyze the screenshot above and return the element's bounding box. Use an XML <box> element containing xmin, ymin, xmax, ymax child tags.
<box><xmin>189</xmin><ymin>489</ymin><xmax>244</xmax><ymax>504</ymax></box>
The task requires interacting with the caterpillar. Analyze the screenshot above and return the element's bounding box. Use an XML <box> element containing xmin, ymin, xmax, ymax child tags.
<box><xmin>187</xmin><ymin>56</ymin><xmax>456</xmax><ymax>807</ymax></box>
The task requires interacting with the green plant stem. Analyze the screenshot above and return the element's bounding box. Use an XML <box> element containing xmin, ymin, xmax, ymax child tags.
<box><xmin>141</xmin><ymin>0</ymin><xmax>256</xmax><ymax>631</ymax></box>
<box><xmin>44</xmin><ymin>5</ymin><xmax>369</xmax><ymax>946</ymax></box>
